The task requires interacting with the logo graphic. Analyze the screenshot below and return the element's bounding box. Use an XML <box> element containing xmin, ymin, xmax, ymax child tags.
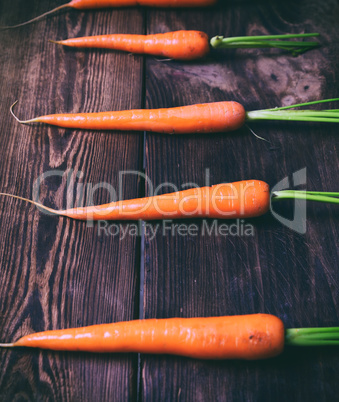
<box><xmin>270</xmin><ymin>168</ymin><xmax>307</xmax><ymax>234</ymax></box>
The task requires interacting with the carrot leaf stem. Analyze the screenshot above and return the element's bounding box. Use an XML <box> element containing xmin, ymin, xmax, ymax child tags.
<box><xmin>272</xmin><ymin>190</ymin><xmax>339</xmax><ymax>204</ymax></box>
<box><xmin>210</xmin><ymin>33</ymin><xmax>320</xmax><ymax>56</ymax></box>
<box><xmin>285</xmin><ymin>328</ymin><xmax>339</xmax><ymax>346</ymax></box>
<box><xmin>262</xmin><ymin>98</ymin><xmax>339</xmax><ymax>110</ymax></box>
<box><xmin>246</xmin><ymin>98</ymin><xmax>339</xmax><ymax>123</ymax></box>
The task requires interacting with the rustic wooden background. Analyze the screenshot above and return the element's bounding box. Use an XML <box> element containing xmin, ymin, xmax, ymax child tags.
<box><xmin>0</xmin><ymin>0</ymin><xmax>338</xmax><ymax>400</ymax></box>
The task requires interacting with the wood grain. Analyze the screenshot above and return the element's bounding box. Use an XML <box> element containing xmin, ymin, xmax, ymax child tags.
<box><xmin>0</xmin><ymin>1</ymin><xmax>144</xmax><ymax>400</ymax></box>
<box><xmin>0</xmin><ymin>0</ymin><xmax>338</xmax><ymax>401</ymax></box>
<box><xmin>142</xmin><ymin>1</ymin><xmax>339</xmax><ymax>401</ymax></box>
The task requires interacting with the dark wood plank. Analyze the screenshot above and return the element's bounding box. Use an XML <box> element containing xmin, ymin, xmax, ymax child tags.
<box><xmin>142</xmin><ymin>1</ymin><xmax>339</xmax><ymax>401</ymax></box>
<box><xmin>0</xmin><ymin>1</ymin><xmax>144</xmax><ymax>400</ymax></box>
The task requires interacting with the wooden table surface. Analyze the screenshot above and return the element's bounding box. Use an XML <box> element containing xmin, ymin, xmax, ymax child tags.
<box><xmin>0</xmin><ymin>0</ymin><xmax>338</xmax><ymax>400</ymax></box>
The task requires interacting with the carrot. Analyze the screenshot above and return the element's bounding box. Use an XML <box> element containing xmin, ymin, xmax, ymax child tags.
<box><xmin>1</xmin><ymin>314</ymin><xmax>338</xmax><ymax>359</ymax></box>
<box><xmin>0</xmin><ymin>314</ymin><xmax>285</xmax><ymax>360</ymax></box>
<box><xmin>11</xmin><ymin>101</ymin><xmax>246</xmax><ymax>134</ymax></box>
<box><xmin>11</xmin><ymin>98</ymin><xmax>339</xmax><ymax>135</ymax></box>
<box><xmin>51</xmin><ymin>31</ymin><xmax>319</xmax><ymax>59</ymax></box>
<box><xmin>0</xmin><ymin>180</ymin><xmax>271</xmax><ymax>221</ymax></box>
<box><xmin>51</xmin><ymin>31</ymin><xmax>211</xmax><ymax>61</ymax></box>
<box><xmin>69</xmin><ymin>0</ymin><xmax>218</xmax><ymax>9</ymax></box>
<box><xmin>1</xmin><ymin>0</ymin><xmax>217</xmax><ymax>30</ymax></box>
<box><xmin>1</xmin><ymin>183</ymin><xmax>338</xmax><ymax>222</ymax></box>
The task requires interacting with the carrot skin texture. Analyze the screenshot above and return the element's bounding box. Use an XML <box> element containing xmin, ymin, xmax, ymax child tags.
<box><xmin>13</xmin><ymin>314</ymin><xmax>285</xmax><ymax>360</ymax></box>
<box><xmin>33</xmin><ymin>101</ymin><xmax>246</xmax><ymax>134</ymax></box>
<box><xmin>58</xmin><ymin>180</ymin><xmax>270</xmax><ymax>221</ymax></box>
<box><xmin>56</xmin><ymin>31</ymin><xmax>210</xmax><ymax>60</ymax></box>
<box><xmin>68</xmin><ymin>0</ymin><xmax>217</xmax><ymax>8</ymax></box>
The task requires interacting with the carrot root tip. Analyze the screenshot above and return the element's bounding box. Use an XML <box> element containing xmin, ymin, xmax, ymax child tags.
<box><xmin>0</xmin><ymin>343</ymin><xmax>14</xmax><ymax>348</ymax></box>
<box><xmin>48</xmin><ymin>39</ymin><xmax>62</xmax><ymax>45</ymax></box>
<box><xmin>10</xmin><ymin>101</ymin><xmax>38</xmax><ymax>124</ymax></box>
<box><xmin>0</xmin><ymin>192</ymin><xmax>59</xmax><ymax>215</ymax></box>
<box><xmin>0</xmin><ymin>4</ymin><xmax>70</xmax><ymax>30</ymax></box>
<box><xmin>245</xmin><ymin>124</ymin><xmax>270</xmax><ymax>143</ymax></box>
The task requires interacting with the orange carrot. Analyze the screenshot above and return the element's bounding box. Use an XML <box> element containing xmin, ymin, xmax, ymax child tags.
<box><xmin>1</xmin><ymin>0</ymin><xmax>217</xmax><ymax>29</ymax></box>
<box><xmin>2</xmin><ymin>315</ymin><xmax>338</xmax><ymax>358</ymax></box>
<box><xmin>11</xmin><ymin>99</ymin><xmax>339</xmax><ymax>135</ymax></box>
<box><xmin>52</xmin><ymin>31</ymin><xmax>210</xmax><ymax>61</ymax></box>
<box><xmin>0</xmin><ymin>180</ymin><xmax>270</xmax><ymax>221</ymax></box>
<box><xmin>51</xmin><ymin>31</ymin><xmax>319</xmax><ymax>59</ymax></box>
<box><xmin>11</xmin><ymin>101</ymin><xmax>246</xmax><ymax>134</ymax></box>
<box><xmin>0</xmin><ymin>314</ymin><xmax>285</xmax><ymax>360</ymax></box>
<box><xmin>69</xmin><ymin>0</ymin><xmax>217</xmax><ymax>8</ymax></box>
<box><xmin>2</xmin><ymin>184</ymin><xmax>337</xmax><ymax>223</ymax></box>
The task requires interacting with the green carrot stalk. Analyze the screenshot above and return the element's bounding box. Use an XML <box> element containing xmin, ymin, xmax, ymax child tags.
<box><xmin>286</xmin><ymin>327</ymin><xmax>339</xmax><ymax>346</ymax></box>
<box><xmin>272</xmin><ymin>191</ymin><xmax>339</xmax><ymax>204</ymax></box>
<box><xmin>210</xmin><ymin>33</ymin><xmax>320</xmax><ymax>56</ymax></box>
<box><xmin>246</xmin><ymin>98</ymin><xmax>339</xmax><ymax>124</ymax></box>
